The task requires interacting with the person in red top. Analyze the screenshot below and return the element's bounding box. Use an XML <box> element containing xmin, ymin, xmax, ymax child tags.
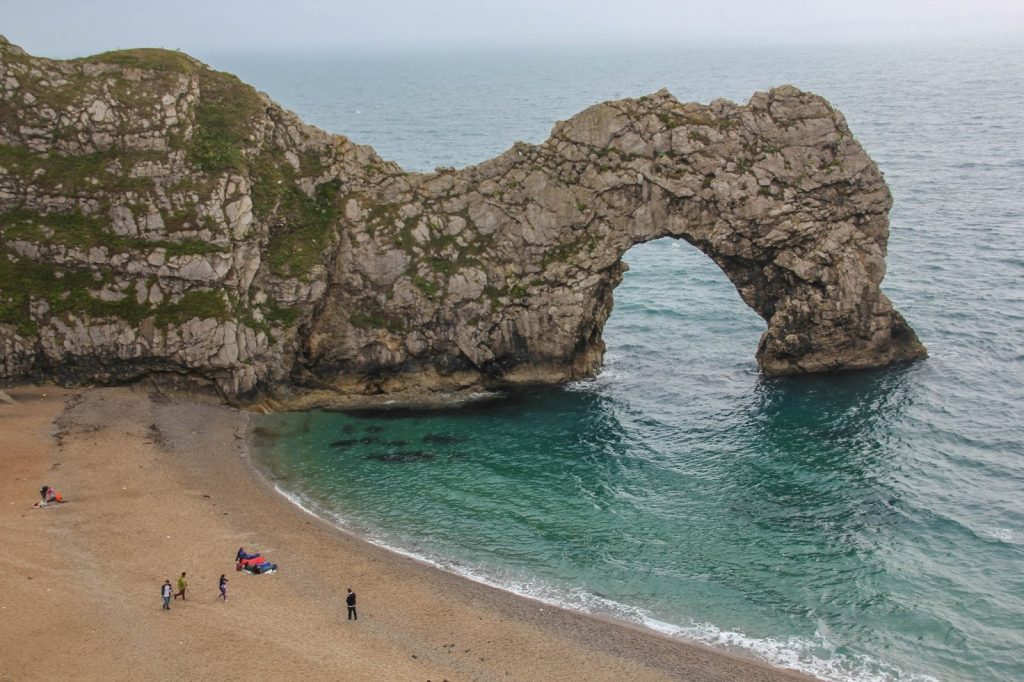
<box><xmin>34</xmin><ymin>485</ymin><xmax>64</xmax><ymax>507</ymax></box>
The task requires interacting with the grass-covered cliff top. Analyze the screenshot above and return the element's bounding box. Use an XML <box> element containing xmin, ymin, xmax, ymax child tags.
<box><xmin>0</xmin><ymin>35</ymin><xmax>265</xmax><ymax>172</ymax></box>
<box><xmin>76</xmin><ymin>47</ymin><xmax>205</xmax><ymax>74</ymax></box>
<box><xmin>2</xmin><ymin>33</ymin><xmax>209</xmax><ymax>75</ymax></box>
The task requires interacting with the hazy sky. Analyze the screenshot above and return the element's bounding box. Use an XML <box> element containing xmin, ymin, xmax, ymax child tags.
<box><xmin>3</xmin><ymin>0</ymin><xmax>1023</xmax><ymax>58</ymax></box>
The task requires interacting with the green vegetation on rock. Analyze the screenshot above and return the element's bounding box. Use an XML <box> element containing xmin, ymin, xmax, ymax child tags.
<box><xmin>0</xmin><ymin>248</ymin><xmax>231</xmax><ymax>336</ymax></box>
<box><xmin>0</xmin><ymin>253</ymin><xmax>144</xmax><ymax>335</ymax></box>
<box><xmin>263</xmin><ymin>298</ymin><xmax>301</xmax><ymax>327</ymax></box>
<box><xmin>349</xmin><ymin>301</ymin><xmax>407</xmax><ymax>333</ymax></box>
<box><xmin>260</xmin><ymin>172</ymin><xmax>342</xmax><ymax>278</ymax></box>
<box><xmin>78</xmin><ymin>48</ymin><xmax>200</xmax><ymax>74</ymax></box>
<box><xmin>411</xmin><ymin>275</ymin><xmax>440</xmax><ymax>298</ymax></box>
<box><xmin>541</xmin><ymin>235</ymin><xmax>599</xmax><ymax>267</ymax></box>
<box><xmin>0</xmin><ymin>143</ymin><xmax>157</xmax><ymax>194</ymax></box>
<box><xmin>151</xmin><ymin>289</ymin><xmax>228</xmax><ymax>327</ymax></box>
<box><xmin>0</xmin><ymin>207</ymin><xmax>228</xmax><ymax>257</ymax></box>
<box><xmin>186</xmin><ymin>70</ymin><xmax>262</xmax><ymax>173</ymax></box>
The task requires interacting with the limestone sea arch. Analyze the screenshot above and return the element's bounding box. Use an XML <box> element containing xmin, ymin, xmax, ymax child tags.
<box><xmin>0</xmin><ymin>37</ymin><xmax>925</xmax><ymax>400</ymax></box>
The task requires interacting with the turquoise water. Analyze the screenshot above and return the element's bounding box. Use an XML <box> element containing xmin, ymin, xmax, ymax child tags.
<box><xmin>239</xmin><ymin>39</ymin><xmax>1024</xmax><ymax>681</ymax></box>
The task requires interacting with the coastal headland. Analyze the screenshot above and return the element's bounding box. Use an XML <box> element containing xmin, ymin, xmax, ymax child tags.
<box><xmin>0</xmin><ymin>36</ymin><xmax>924</xmax><ymax>407</ymax></box>
<box><xmin>0</xmin><ymin>386</ymin><xmax>815</xmax><ymax>680</ymax></box>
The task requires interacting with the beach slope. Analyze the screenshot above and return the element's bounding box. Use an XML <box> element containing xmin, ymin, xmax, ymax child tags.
<box><xmin>0</xmin><ymin>386</ymin><xmax>811</xmax><ymax>681</ymax></box>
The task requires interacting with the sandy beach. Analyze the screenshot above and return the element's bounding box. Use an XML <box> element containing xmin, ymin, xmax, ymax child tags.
<box><xmin>0</xmin><ymin>385</ymin><xmax>812</xmax><ymax>681</ymax></box>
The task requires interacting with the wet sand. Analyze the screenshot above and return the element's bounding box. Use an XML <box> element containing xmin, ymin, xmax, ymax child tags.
<box><xmin>0</xmin><ymin>385</ymin><xmax>812</xmax><ymax>681</ymax></box>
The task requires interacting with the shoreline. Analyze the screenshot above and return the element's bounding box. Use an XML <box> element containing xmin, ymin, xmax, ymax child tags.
<box><xmin>250</xmin><ymin>426</ymin><xmax>857</xmax><ymax>682</ymax></box>
<box><xmin>1</xmin><ymin>384</ymin><xmax>813</xmax><ymax>681</ymax></box>
<box><xmin>256</xmin><ymin>463</ymin><xmax>781</xmax><ymax>672</ymax></box>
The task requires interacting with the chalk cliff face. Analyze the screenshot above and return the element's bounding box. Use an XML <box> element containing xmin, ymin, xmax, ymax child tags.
<box><xmin>0</xmin><ymin>37</ymin><xmax>925</xmax><ymax>401</ymax></box>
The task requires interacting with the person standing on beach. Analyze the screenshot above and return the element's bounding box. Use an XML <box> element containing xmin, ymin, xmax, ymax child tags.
<box><xmin>174</xmin><ymin>572</ymin><xmax>188</xmax><ymax>600</ymax></box>
<box><xmin>161</xmin><ymin>580</ymin><xmax>172</xmax><ymax>610</ymax></box>
<box><xmin>345</xmin><ymin>587</ymin><xmax>357</xmax><ymax>620</ymax></box>
<box><xmin>218</xmin><ymin>574</ymin><xmax>228</xmax><ymax>602</ymax></box>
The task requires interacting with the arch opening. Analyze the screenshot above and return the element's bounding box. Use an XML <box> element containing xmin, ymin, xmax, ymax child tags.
<box><xmin>599</xmin><ymin>237</ymin><xmax>766</xmax><ymax>385</ymax></box>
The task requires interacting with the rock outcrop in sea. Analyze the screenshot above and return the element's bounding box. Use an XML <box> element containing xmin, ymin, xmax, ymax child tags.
<box><xmin>0</xmin><ymin>37</ymin><xmax>926</xmax><ymax>402</ymax></box>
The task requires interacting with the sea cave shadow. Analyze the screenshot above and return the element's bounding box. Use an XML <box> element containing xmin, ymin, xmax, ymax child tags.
<box><xmin>557</xmin><ymin>361</ymin><xmax>930</xmax><ymax>538</ymax></box>
<box><xmin>326</xmin><ymin>386</ymin><xmax>545</xmax><ymax>421</ymax></box>
<box><xmin>722</xmin><ymin>362</ymin><xmax>927</xmax><ymax>542</ymax></box>
<box><xmin>310</xmin><ymin>386</ymin><xmax>629</xmax><ymax>474</ymax></box>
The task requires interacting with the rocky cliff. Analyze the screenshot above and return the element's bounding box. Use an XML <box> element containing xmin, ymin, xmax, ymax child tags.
<box><xmin>0</xmin><ymin>37</ymin><xmax>925</xmax><ymax>403</ymax></box>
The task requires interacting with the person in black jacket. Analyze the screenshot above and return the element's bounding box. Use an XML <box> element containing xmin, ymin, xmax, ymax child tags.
<box><xmin>161</xmin><ymin>580</ymin><xmax>172</xmax><ymax>610</ymax></box>
<box><xmin>345</xmin><ymin>588</ymin><xmax>357</xmax><ymax>620</ymax></box>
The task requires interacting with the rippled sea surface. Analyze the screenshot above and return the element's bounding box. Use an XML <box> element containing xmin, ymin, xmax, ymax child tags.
<box><xmin>229</xmin><ymin>40</ymin><xmax>1024</xmax><ymax>681</ymax></box>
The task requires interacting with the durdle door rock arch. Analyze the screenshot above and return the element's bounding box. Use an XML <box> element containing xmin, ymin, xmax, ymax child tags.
<box><xmin>0</xmin><ymin>38</ymin><xmax>925</xmax><ymax>402</ymax></box>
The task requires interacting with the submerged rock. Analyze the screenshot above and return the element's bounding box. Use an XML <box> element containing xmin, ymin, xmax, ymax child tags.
<box><xmin>423</xmin><ymin>434</ymin><xmax>464</xmax><ymax>445</ymax></box>
<box><xmin>0</xmin><ymin>37</ymin><xmax>925</xmax><ymax>403</ymax></box>
<box><xmin>365</xmin><ymin>451</ymin><xmax>436</xmax><ymax>463</ymax></box>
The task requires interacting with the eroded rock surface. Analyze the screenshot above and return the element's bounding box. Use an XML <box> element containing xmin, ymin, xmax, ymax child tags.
<box><xmin>0</xmin><ymin>37</ymin><xmax>925</xmax><ymax>402</ymax></box>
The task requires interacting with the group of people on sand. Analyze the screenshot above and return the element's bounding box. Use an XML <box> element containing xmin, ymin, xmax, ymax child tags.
<box><xmin>160</xmin><ymin>571</ymin><xmax>228</xmax><ymax>610</ymax></box>
<box><xmin>235</xmin><ymin>546</ymin><xmax>279</xmax><ymax>574</ymax></box>
<box><xmin>34</xmin><ymin>484</ymin><xmax>64</xmax><ymax>507</ymax></box>
<box><xmin>26</xmin><ymin>483</ymin><xmax>355</xmax><ymax>620</ymax></box>
<box><xmin>159</xmin><ymin>547</ymin><xmax>278</xmax><ymax>610</ymax></box>
<box><xmin>158</xmin><ymin>548</ymin><xmax>356</xmax><ymax>620</ymax></box>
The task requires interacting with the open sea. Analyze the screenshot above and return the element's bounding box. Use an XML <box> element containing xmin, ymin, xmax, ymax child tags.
<box><xmin>225</xmin><ymin>39</ymin><xmax>1024</xmax><ymax>681</ymax></box>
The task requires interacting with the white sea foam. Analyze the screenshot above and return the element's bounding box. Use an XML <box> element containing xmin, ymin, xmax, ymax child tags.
<box><xmin>269</xmin><ymin>481</ymin><xmax>935</xmax><ymax>682</ymax></box>
<box><xmin>467</xmin><ymin>390</ymin><xmax>502</xmax><ymax>401</ymax></box>
<box><xmin>640</xmin><ymin>616</ymin><xmax>938</xmax><ymax>682</ymax></box>
<box><xmin>272</xmin><ymin>485</ymin><xmax>324</xmax><ymax>520</ymax></box>
<box><xmin>989</xmin><ymin>527</ymin><xmax>1016</xmax><ymax>544</ymax></box>
<box><xmin>566</xmin><ymin>366</ymin><xmax>622</xmax><ymax>391</ymax></box>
